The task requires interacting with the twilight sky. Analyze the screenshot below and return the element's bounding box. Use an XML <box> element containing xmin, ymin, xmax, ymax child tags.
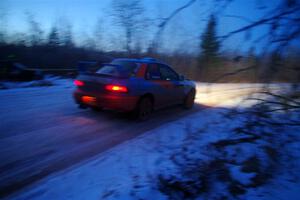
<box><xmin>0</xmin><ymin>0</ymin><xmax>281</xmax><ymax>54</ymax></box>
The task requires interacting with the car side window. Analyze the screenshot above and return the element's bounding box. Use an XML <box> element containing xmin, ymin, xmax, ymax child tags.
<box><xmin>159</xmin><ymin>65</ymin><xmax>179</xmax><ymax>81</ymax></box>
<box><xmin>146</xmin><ymin>64</ymin><xmax>161</xmax><ymax>80</ymax></box>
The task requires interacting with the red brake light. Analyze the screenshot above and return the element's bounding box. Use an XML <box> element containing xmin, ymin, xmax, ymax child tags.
<box><xmin>74</xmin><ymin>80</ymin><xmax>84</xmax><ymax>86</ymax></box>
<box><xmin>105</xmin><ymin>85</ymin><xmax>128</xmax><ymax>93</ymax></box>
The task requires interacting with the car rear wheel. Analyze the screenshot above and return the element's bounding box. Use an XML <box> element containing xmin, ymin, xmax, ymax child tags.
<box><xmin>136</xmin><ymin>97</ymin><xmax>153</xmax><ymax>121</ymax></box>
<box><xmin>183</xmin><ymin>90</ymin><xmax>195</xmax><ymax>109</ymax></box>
<box><xmin>78</xmin><ymin>104</ymin><xmax>87</xmax><ymax>109</ymax></box>
<box><xmin>91</xmin><ymin>106</ymin><xmax>103</xmax><ymax>112</ymax></box>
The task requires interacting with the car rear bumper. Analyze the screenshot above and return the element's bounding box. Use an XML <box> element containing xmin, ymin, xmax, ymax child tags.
<box><xmin>73</xmin><ymin>90</ymin><xmax>139</xmax><ymax>112</ymax></box>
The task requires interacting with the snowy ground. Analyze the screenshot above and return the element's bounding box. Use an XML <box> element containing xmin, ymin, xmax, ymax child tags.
<box><xmin>1</xmin><ymin>79</ymin><xmax>299</xmax><ymax>199</ymax></box>
<box><xmin>0</xmin><ymin>78</ymin><xmax>203</xmax><ymax>198</ymax></box>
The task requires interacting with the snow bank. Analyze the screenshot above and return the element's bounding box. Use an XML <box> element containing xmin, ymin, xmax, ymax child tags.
<box><xmin>0</xmin><ymin>76</ymin><xmax>73</xmax><ymax>90</ymax></box>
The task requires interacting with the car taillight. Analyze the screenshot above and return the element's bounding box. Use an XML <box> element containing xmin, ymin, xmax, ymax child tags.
<box><xmin>105</xmin><ymin>84</ymin><xmax>128</xmax><ymax>93</ymax></box>
<box><xmin>74</xmin><ymin>80</ymin><xmax>84</xmax><ymax>86</ymax></box>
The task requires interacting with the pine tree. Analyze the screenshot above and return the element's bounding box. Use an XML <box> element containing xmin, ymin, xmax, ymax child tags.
<box><xmin>200</xmin><ymin>15</ymin><xmax>220</xmax><ymax>63</ymax></box>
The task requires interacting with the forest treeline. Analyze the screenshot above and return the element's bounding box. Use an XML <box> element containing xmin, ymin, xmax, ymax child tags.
<box><xmin>0</xmin><ymin>0</ymin><xmax>299</xmax><ymax>83</ymax></box>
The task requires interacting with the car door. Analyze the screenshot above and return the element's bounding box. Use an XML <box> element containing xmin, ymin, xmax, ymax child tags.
<box><xmin>145</xmin><ymin>63</ymin><xmax>172</xmax><ymax>108</ymax></box>
<box><xmin>158</xmin><ymin>64</ymin><xmax>185</xmax><ymax>104</ymax></box>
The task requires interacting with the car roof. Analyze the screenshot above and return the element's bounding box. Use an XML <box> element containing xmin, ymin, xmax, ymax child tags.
<box><xmin>112</xmin><ymin>58</ymin><xmax>166</xmax><ymax>65</ymax></box>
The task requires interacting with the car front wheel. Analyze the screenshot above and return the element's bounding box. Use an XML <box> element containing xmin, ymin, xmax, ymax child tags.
<box><xmin>183</xmin><ymin>90</ymin><xmax>195</xmax><ymax>109</ymax></box>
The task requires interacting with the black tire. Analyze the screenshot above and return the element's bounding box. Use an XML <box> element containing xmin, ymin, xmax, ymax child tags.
<box><xmin>78</xmin><ymin>104</ymin><xmax>87</xmax><ymax>109</ymax></box>
<box><xmin>91</xmin><ymin>106</ymin><xmax>103</xmax><ymax>112</ymax></box>
<box><xmin>136</xmin><ymin>97</ymin><xmax>153</xmax><ymax>121</ymax></box>
<box><xmin>183</xmin><ymin>90</ymin><xmax>195</xmax><ymax>109</ymax></box>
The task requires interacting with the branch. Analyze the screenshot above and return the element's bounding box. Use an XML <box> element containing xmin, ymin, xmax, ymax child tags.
<box><xmin>258</xmin><ymin>91</ymin><xmax>300</xmax><ymax>106</ymax></box>
<box><xmin>224</xmin><ymin>14</ymin><xmax>254</xmax><ymax>23</ymax></box>
<box><xmin>248</xmin><ymin>98</ymin><xmax>300</xmax><ymax>109</ymax></box>
<box><xmin>150</xmin><ymin>0</ymin><xmax>197</xmax><ymax>50</ymax></box>
<box><xmin>266</xmin><ymin>107</ymin><xmax>300</xmax><ymax>113</ymax></box>
<box><xmin>261</xmin><ymin>119</ymin><xmax>300</xmax><ymax>126</ymax></box>
<box><xmin>275</xmin><ymin>32</ymin><xmax>300</xmax><ymax>43</ymax></box>
<box><xmin>220</xmin><ymin>6</ymin><xmax>300</xmax><ymax>40</ymax></box>
<box><xmin>158</xmin><ymin>0</ymin><xmax>197</xmax><ymax>28</ymax></box>
<box><xmin>213</xmin><ymin>136</ymin><xmax>260</xmax><ymax>148</ymax></box>
<box><xmin>212</xmin><ymin>65</ymin><xmax>255</xmax><ymax>82</ymax></box>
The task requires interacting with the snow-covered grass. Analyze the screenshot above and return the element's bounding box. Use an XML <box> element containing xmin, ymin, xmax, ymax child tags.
<box><xmin>0</xmin><ymin>76</ymin><xmax>72</xmax><ymax>90</ymax></box>
<box><xmin>9</xmin><ymin>107</ymin><xmax>230</xmax><ymax>200</ymax></box>
<box><xmin>9</xmin><ymin>83</ymin><xmax>300</xmax><ymax>200</ymax></box>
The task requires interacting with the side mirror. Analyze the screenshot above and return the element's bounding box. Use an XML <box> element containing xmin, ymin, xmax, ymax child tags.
<box><xmin>179</xmin><ymin>75</ymin><xmax>185</xmax><ymax>81</ymax></box>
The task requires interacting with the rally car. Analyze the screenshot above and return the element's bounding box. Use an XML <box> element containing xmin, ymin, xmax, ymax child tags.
<box><xmin>73</xmin><ymin>58</ymin><xmax>196</xmax><ymax>120</ymax></box>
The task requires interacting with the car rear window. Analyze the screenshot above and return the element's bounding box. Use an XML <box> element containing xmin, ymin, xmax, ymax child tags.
<box><xmin>96</xmin><ymin>61</ymin><xmax>138</xmax><ymax>78</ymax></box>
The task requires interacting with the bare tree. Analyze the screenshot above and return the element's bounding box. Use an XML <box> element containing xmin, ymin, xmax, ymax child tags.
<box><xmin>111</xmin><ymin>0</ymin><xmax>145</xmax><ymax>54</ymax></box>
<box><xmin>94</xmin><ymin>18</ymin><xmax>103</xmax><ymax>51</ymax></box>
<box><xmin>26</xmin><ymin>12</ymin><xmax>43</xmax><ymax>46</ymax></box>
<box><xmin>149</xmin><ymin>0</ymin><xmax>197</xmax><ymax>53</ymax></box>
<box><xmin>214</xmin><ymin>0</ymin><xmax>300</xmax><ymax>125</ymax></box>
<box><xmin>57</xmin><ymin>17</ymin><xmax>74</xmax><ymax>47</ymax></box>
<box><xmin>199</xmin><ymin>0</ymin><xmax>300</xmax><ymax>83</ymax></box>
<box><xmin>221</xmin><ymin>1</ymin><xmax>300</xmax><ymax>53</ymax></box>
<box><xmin>0</xmin><ymin>8</ymin><xmax>7</xmax><ymax>45</ymax></box>
<box><xmin>83</xmin><ymin>34</ymin><xmax>96</xmax><ymax>50</ymax></box>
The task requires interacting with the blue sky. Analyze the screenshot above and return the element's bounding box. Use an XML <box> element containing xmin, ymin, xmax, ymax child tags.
<box><xmin>0</xmin><ymin>0</ymin><xmax>281</xmax><ymax>53</ymax></box>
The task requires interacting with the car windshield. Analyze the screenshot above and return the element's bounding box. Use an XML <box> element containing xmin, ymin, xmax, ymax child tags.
<box><xmin>96</xmin><ymin>61</ymin><xmax>138</xmax><ymax>78</ymax></box>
